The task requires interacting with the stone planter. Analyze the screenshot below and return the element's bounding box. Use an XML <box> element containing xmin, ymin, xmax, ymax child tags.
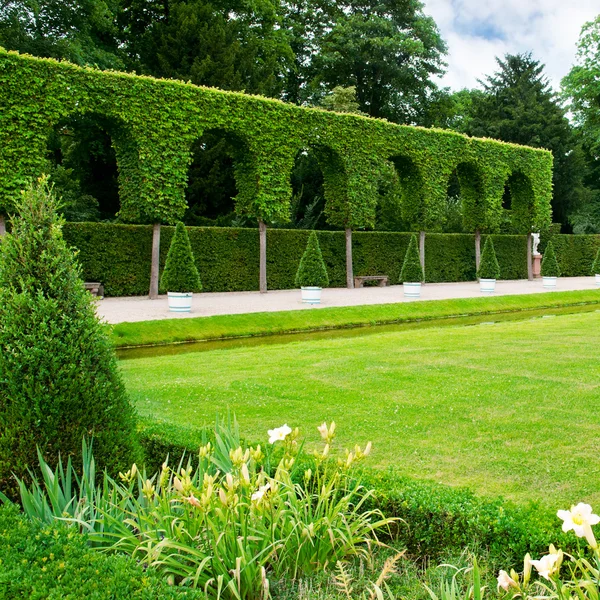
<box><xmin>403</xmin><ymin>282</ymin><xmax>421</xmax><ymax>298</ymax></box>
<box><xmin>167</xmin><ymin>291</ymin><xmax>193</xmax><ymax>312</ymax></box>
<box><xmin>596</xmin><ymin>274</ymin><xmax>600</xmax><ymax>287</ymax></box>
<box><xmin>300</xmin><ymin>287</ymin><xmax>322</xmax><ymax>304</ymax></box>
<box><xmin>542</xmin><ymin>276</ymin><xmax>557</xmax><ymax>289</ymax></box>
<box><xmin>479</xmin><ymin>278</ymin><xmax>496</xmax><ymax>293</ymax></box>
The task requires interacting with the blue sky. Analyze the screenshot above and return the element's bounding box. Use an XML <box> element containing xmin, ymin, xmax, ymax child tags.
<box><xmin>424</xmin><ymin>0</ymin><xmax>599</xmax><ymax>91</ymax></box>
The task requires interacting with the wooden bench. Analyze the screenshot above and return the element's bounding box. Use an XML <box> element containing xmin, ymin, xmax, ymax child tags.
<box><xmin>354</xmin><ymin>275</ymin><xmax>388</xmax><ymax>288</ymax></box>
<box><xmin>84</xmin><ymin>282</ymin><xmax>104</xmax><ymax>298</ymax></box>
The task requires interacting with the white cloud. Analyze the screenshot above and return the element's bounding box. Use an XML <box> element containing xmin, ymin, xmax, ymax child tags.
<box><xmin>424</xmin><ymin>0</ymin><xmax>599</xmax><ymax>91</ymax></box>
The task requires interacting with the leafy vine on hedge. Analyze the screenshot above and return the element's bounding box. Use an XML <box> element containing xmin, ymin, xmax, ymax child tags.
<box><xmin>0</xmin><ymin>49</ymin><xmax>553</xmax><ymax>232</ymax></box>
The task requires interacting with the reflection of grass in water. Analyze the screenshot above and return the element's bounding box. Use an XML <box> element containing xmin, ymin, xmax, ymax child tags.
<box><xmin>122</xmin><ymin>309</ymin><xmax>600</xmax><ymax>506</ymax></box>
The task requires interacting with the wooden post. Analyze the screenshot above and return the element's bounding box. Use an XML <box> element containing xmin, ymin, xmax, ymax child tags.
<box><xmin>527</xmin><ymin>232</ymin><xmax>533</xmax><ymax>281</ymax></box>
<box><xmin>0</xmin><ymin>214</ymin><xmax>5</xmax><ymax>237</ymax></box>
<box><xmin>475</xmin><ymin>229</ymin><xmax>481</xmax><ymax>275</ymax></box>
<box><xmin>419</xmin><ymin>231</ymin><xmax>425</xmax><ymax>278</ymax></box>
<box><xmin>149</xmin><ymin>223</ymin><xmax>161</xmax><ymax>299</ymax></box>
<box><xmin>345</xmin><ymin>228</ymin><xmax>354</xmax><ymax>289</ymax></box>
<box><xmin>259</xmin><ymin>219</ymin><xmax>267</xmax><ymax>293</ymax></box>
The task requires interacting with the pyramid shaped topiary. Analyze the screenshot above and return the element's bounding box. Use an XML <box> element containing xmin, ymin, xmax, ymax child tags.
<box><xmin>399</xmin><ymin>234</ymin><xmax>424</xmax><ymax>283</ymax></box>
<box><xmin>592</xmin><ymin>248</ymin><xmax>600</xmax><ymax>275</ymax></box>
<box><xmin>0</xmin><ymin>177</ymin><xmax>138</xmax><ymax>498</ymax></box>
<box><xmin>541</xmin><ymin>241</ymin><xmax>561</xmax><ymax>277</ymax></box>
<box><xmin>477</xmin><ymin>237</ymin><xmax>501</xmax><ymax>280</ymax></box>
<box><xmin>161</xmin><ymin>222</ymin><xmax>202</xmax><ymax>293</ymax></box>
<box><xmin>295</xmin><ymin>231</ymin><xmax>329</xmax><ymax>288</ymax></box>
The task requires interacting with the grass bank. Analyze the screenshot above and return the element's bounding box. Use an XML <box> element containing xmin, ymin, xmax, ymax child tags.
<box><xmin>110</xmin><ymin>289</ymin><xmax>600</xmax><ymax>348</ymax></box>
<box><xmin>121</xmin><ymin>309</ymin><xmax>600</xmax><ymax>505</ymax></box>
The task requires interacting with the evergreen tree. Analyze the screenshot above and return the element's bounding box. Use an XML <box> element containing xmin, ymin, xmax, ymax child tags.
<box><xmin>477</xmin><ymin>237</ymin><xmax>500</xmax><ymax>280</ymax></box>
<box><xmin>399</xmin><ymin>234</ymin><xmax>424</xmax><ymax>283</ymax></box>
<box><xmin>541</xmin><ymin>241</ymin><xmax>561</xmax><ymax>278</ymax></box>
<box><xmin>0</xmin><ymin>177</ymin><xmax>138</xmax><ymax>497</ymax></box>
<box><xmin>160</xmin><ymin>222</ymin><xmax>202</xmax><ymax>292</ymax></box>
<box><xmin>295</xmin><ymin>231</ymin><xmax>329</xmax><ymax>287</ymax></box>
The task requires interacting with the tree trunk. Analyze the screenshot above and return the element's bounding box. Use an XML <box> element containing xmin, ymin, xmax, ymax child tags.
<box><xmin>419</xmin><ymin>231</ymin><xmax>425</xmax><ymax>278</ymax></box>
<box><xmin>259</xmin><ymin>219</ymin><xmax>267</xmax><ymax>293</ymax></box>
<box><xmin>345</xmin><ymin>228</ymin><xmax>354</xmax><ymax>289</ymax></box>
<box><xmin>475</xmin><ymin>229</ymin><xmax>481</xmax><ymax>276</ymax></box>
<box><xmin>149</xmin><ymin>223</ymin><xmax>161</xmax><ymax>299</ymax></box>
<box><xmin>527</xmin><ymin>232</ymin><xmax>533</xmax><ymax>281</ymax></box>
<box><xmin>0</xmin><ymin>214</ymin><xmax>5</xmax><ymax>237</ymax></box>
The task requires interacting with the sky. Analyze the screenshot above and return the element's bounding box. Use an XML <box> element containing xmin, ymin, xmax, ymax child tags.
<box><xmin>424</xmin><ymin>0</ymin><xmax>599</xmax><ymax>91</ymax></box>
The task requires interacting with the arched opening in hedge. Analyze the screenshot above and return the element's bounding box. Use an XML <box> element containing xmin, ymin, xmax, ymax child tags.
<box><xmin>447</xmin><ymin>162</ymin><xmax>485</xmax><ymax>234</ymax></box>
<box><xmin>386</xmin><ymin>155</ymin><xmax>424</xmax><ymax>230</ymax></box>
<box><xmin>503</xmin><ymin>171</ymin><xmax>535</xmax><ymax>233</ymax></box>
<box><xmin>46</xmin><ymin>113</ymin><xmax>124</xmax><ymax>221</ymax></box>
<box><xmin>290</xmin><ymin>147</ymin><xmax>327</xmax><ymax>229</ymax></box>
<box><xmin>184</xmin><ymin>129</ymin><xmax>253</xmax><ymax>227</ymax></box>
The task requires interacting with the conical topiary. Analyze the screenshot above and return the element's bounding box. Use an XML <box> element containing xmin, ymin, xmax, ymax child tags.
<box><xmin>399</xmin><ymin>234</ymin><xmax>424</xmax><ymax>283</ymax></box>
<box><xmin>592</xmin><ymin>248</ymin><xmax>600</xmax><ymax>275</ymax></box>
<box><xmin>160</xmin><ymin>222</ymin><xmax>202</xmax><ymax>293</ymax></box>
<box><xmin>0</xmin><ymin>177</ymin><xmax>139</xmax><ymax>498</ymax></box>
<box><xmin>477</xmin><ymin>237</ymin><xmax>501</xmax><ymax>280</ymax></box>
<box><xmin>541</xmin><ymin>241</ymin><xmax>561</xmax><ymax>278</ymax></box>
<box><xmin>295</xmin><ymin>231</ymin><xmax>329</xmax><ymax>288</ymax></box>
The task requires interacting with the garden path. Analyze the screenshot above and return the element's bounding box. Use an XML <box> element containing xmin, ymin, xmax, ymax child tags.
<box><xmin>97</xmin><ymin>277</ymin><xmax>596</xmax><ymax>324</ymax></box>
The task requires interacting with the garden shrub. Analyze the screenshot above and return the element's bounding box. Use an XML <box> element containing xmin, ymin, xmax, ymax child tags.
<box><xmin>0</xmin><ymin>504</ymin><xmax>201</xmax><ymax>599</ymax></box>
<box><xmin>424</xmin><ymin>234</ymin><xmax>477</xmax><ymax>283</ymax></box>
<box><xmin>295</xmin><ymin>231</ymin><xmax>330</xmax><ymax>288</ymax></box>
<box><xmin>160</xmin><ymin>222</ymin><xmax>202</xmax><ymax>293</ymax></box>
<box><xmin>490</xmin><ymin>235</ymin><xmax>528</xmax><ymax>280</ymax></box>
<box><xmin>541</xmin><ymin>241</ymin><xmax>561</xmax><ymax>277</ymax></box>
<box><xmin>399</xmin><ymin>234</ymin><xmax>424</xmax><ymax>283</ymax></box>
<box><xmin>593</xmin><ymin>248</ymin><xmax>600</xmax><ymax>275</ymax></box>
<box><xmin>477</xmin><ymin>237</ymin><xmax>501</xmax><ymax>279</ymax></box>
<box><xmin>550</xmin><ymin>234</ymin><xmax>600</xmax><ymax>276</ymax></box>
<box><xmin>0</xmin><ymin>178</ymin><xmax>138</xmax><ymax>498</ymax></box>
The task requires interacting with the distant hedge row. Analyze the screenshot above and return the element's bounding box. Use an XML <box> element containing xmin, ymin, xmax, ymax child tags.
<box><xmin>549</xmin><ymin>234</ymin><xmax>600</xmax><ymax>276</ymax></box>
<box><xmin>60</xmin><ymin>223</ymin><xmax>533</xmax><ymax>296</ymax></box>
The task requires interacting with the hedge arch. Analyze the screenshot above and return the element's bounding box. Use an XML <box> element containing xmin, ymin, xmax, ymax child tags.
<box><xmin>389</xmin><ymin>155</ymin><xmax>425</xmax><ymax>228</ymax></box>
<box><xmin>504</xmin><ymin>171</ymin><xmax>536</xmax><ymax>233</ymax></box>
<box><xmin>0</xmin><ymin>48</ymin><xmax>553</xmax><ymax>234</ymax></box>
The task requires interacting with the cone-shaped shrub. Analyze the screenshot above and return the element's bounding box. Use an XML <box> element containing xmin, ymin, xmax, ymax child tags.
<box><xmin>541</xmin><ymin>241</ymin><xmax>561</xmax><ymax>277</ymax></box>
<box><xmin>592</xmin><ymin>248</ymin><xmax>600</xmax><ymax>275</ymax></box>
<box><xmin>400</xmin><ymin>234</ymin><xmax>424</xmax><ymax>283</ymax></box>
<box><xmin>477</xmin><ymin>237</ymin><xmax>501</xmax><ymax>280</ymax></box>
<box><xmin>295</xmin><ymin>231</ymin><xmax>329</xmax><ymax>288</ymax></box>
<box><xmin>160</xmin><ymin>222</ymin><xmax>202</xmax><ymax>293</ymax></box>
<box><xmin>0</xmin><ymin>177</ymin><xmax>138</xmax><ymax>497</ymax></box>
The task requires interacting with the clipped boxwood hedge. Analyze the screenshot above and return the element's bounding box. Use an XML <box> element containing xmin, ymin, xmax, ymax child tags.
<box><xmin>61</xmin><ymin>223</ymin><xmax>535</xmax><ymax>296</ymax></box>
<box><xmin>550</xmin><ymin>234</ymin><xmax>600</xmax><ymax>276</ymax></box>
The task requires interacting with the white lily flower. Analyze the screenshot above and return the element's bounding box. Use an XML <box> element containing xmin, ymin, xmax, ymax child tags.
<box><xmin>557</xmin><ymin>503</ymin><xmax>600</xmax><ymax>548</ymax></box>
<box><xmin>268</xmin><ymin>424</ymin><xmax>292</xmax><ymax>444</ymax></box>
<box><xmin>530</xmin><ymin>553</ymin><xmax>560</xmax><ymax>580</ymax></box>
<box><xmin>251</xmin><ymin>482</ymin><xmax>270</xmax><ymax>502</ymax></box>
<box><xmin>497</xmin><ymin>570</ymin><xmax>518</xmax><ymax>591</ymax></box>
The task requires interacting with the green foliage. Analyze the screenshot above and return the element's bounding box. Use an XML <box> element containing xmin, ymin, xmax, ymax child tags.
<box><xmin>400</xmin><ymin>234</ymin><xmax>424</xmax><ymax>283</ymax></box>
<box><xmin>541</xmin><ymin>241</ymin><xmax>561</xmax><ymax>278</ymax></box>
<box><xmin>0</xmin><ymin>178</ymin><xmax>138</xmax><ymax>498</ymax></box>
<box><xmin>0</xmin><ymin>49</ymin><xmax>552</xmax><ymax>233</ymax></box>
<box><xmin>549</xmin><ymin>234</ymin><xmax>600</xmax><ymax>276</ymax></box>
<box><xmin>160</xmin><ymin>222</ymin><xmax>202</xmax><ymax>293</ymax></box>
<box><xmin>0</xmin><ymin>504</ymin><xmax>200</xmax><ymax>599</ymax></box>
<box><xmin>60</xmin><ymin>223</ymin><xmax>534</xmax><ymax>295</ymax></box>
<box><xmin>477</xmin><ymin>237</ymin><xmax>500</xmax><ymax>280</ymax></box>
<box><xmin>295</xmin><ymin>230</ymin><xmax>330</xmax><ymax>287</ymax></box>
<box><xmin>593</xmin><ymin>248</ymin><xmax>600</xmax><ymax>274</ymax></box>
<box><xmin>18</xmin><ymin>420</ymin><xmax>391</xmax><ymax>597</ymax></box>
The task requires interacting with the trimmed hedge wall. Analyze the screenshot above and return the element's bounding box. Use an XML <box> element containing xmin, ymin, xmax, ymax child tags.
<box><xmin>61</xmin><ymin>224</ymin><xmax>534</xmax><ymax>296</ymax></box>
<box><xmin>550</xmin><ymin>234</ymin><xmax>600</xmax><ymax>276</ymax></box>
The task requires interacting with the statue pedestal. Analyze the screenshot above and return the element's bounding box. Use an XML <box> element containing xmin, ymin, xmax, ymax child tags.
<box><xmin>533</xmin><ymin>255</ymin><xmax>542</xmax><ymax>278</ymax></box>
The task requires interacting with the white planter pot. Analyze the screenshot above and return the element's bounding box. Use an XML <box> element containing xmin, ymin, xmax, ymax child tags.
<box><xmin>596</xmin><ymin>274</ymin><xmax>600</xmax><ymax>287</ymax></box>
<box><xmin>301</xmin><ymin>287</ymin><xmax>322</xmax><ymax>304</ymax></box>
<box><xmin>403</xmin><ymin>282</ymin><xmax>421</xmax><ymax>298</ymax></box>
<box><xmin>542</xmin><ymin>276</ymin><xmax>557</xmax><ymax>289</ymax></box>
<box><xmin>167</xmin><ymin>291</ymin><xmax>193</xmax><ymax>312</ymax></box>
<box><xmin>479</xmin><ymin>278</ymin><xmax>496</xmax><ymax>293</ymax></box>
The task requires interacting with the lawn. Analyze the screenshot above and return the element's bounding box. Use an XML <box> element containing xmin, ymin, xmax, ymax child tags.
<box><xmin>121</xmin><ymin>309</ymin><xmax>600</xmax><ymax>506</ymax></box>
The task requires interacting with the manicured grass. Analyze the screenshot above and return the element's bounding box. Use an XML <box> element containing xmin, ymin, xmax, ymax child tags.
<box><xmin>121</xmin><ymin>309</ymin><xmax>600</xmax><ymax>506</ymax></box>
<box><xmin>110</xmin><ymin>289</ymin><xmax>600</xmax><ymax>348</ymax></box>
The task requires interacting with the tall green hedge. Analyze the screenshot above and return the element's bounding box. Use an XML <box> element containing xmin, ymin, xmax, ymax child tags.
<box><xmin>549</xmin><ymin>234</ymin><xmax>600</xmax><ymax>276</ymax></box>
<box><xmin>58</xmin><ymin>224</ymin><xmax>536</xmax><ymax>295</ymax></box>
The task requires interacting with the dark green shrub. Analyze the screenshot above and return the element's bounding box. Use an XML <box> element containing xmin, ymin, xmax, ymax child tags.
<box><xmin>477</xmin><ymin>237</ymin><xmax>501</xmax><ymax>279</ymax></box>
<box><xmin>399</xmin><ymin>234</ymin><xmax>424</xmax><ymax>283</ymax></box>
<box><xmin>548</xmin><ymin>234</ymin><xmax>600</xmax><ymax>276</ymax></box>
<box><xmin>591</xmin><ymin>248</ymin><xmax>600</xmax><ymax>274</ymax></box>
<box><xmin>295</xmin><ymin>230</ymin><xmax>330</xmax><ymax>288</ymax></box>
<box><xmin>160</xmin><ymin>222</ymin><xmax>202</xmax><ymax>293</ymax></box>
<box><xmin>0</xmin><ymin>504</ymin><xmax>202</xmax><ymax>599</ymax></box>
<box><xmin>541</xmin><ymin>241</ymin><xmax>561</xmax><ymax>277</ymax></box>
<box><xmin>0</xmin><ymin>178</ymin><xmax>138</xmax><ymax>498</ymax></box>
